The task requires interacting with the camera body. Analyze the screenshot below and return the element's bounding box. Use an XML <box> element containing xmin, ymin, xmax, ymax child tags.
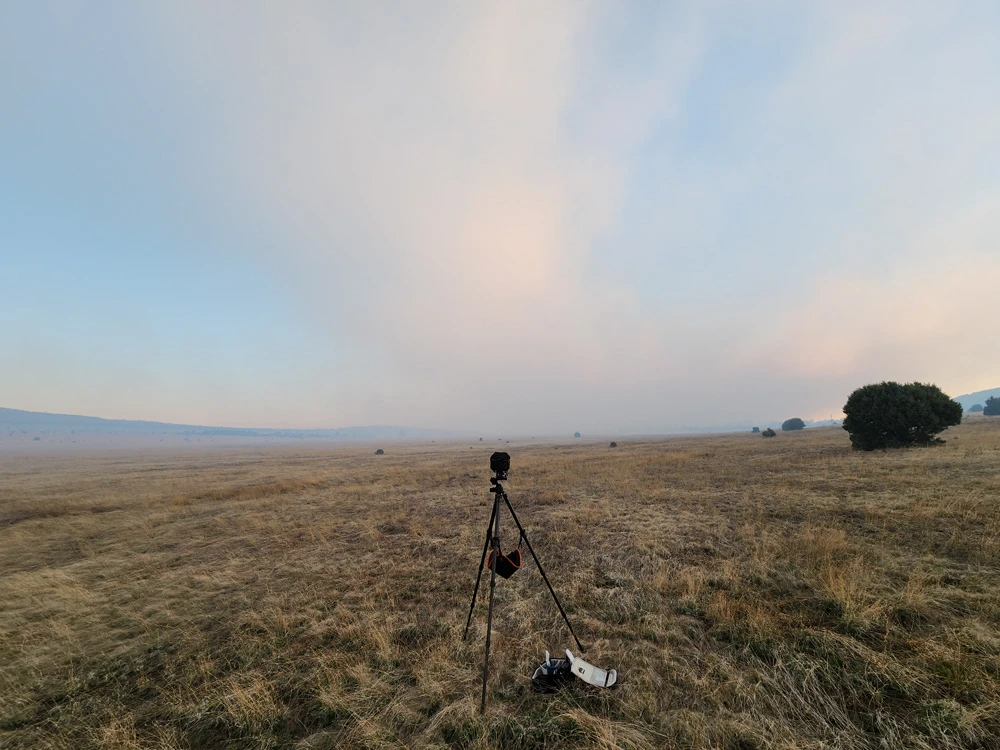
<box><xmin>490</xmin><ymin>451</ymin><xmax>510</xmax><ymax>479</ymax></box>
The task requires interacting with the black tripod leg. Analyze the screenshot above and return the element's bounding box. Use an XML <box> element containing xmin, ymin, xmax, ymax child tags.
<box><xmin>480</xmin><ymin>535</ymin><xmax>499</xmax><ymax>713</ymax></box>
<box><xmin>463</xmin><ymin>497</ymin><xmax>498</xmax><ymax>640</ymax></box>
<box><xmin>502</xmin><ymin>492</ymin><xmax>585</xmax><ymax>652</ymax></box>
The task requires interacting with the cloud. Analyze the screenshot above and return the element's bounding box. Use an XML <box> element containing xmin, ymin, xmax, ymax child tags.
<box><xmin>141</xmin><ymin>2</ymin><xmax>712</xmax><ymax>429</ymax></box>
<box><xmin>765</xmin><ymin>193</ymin><xmax>1000</xmax><ymax>394</ymax></box>
<box><xmin>145</xmin><ymin>1</ymin><xmax>1000</xmax><ymax>430</ymax></box>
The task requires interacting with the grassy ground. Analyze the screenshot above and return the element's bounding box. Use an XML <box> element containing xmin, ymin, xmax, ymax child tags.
<box><xmin>1</xmin><ymin>421</ymin><xmax>999</xmax><ymax>749</ymax></box>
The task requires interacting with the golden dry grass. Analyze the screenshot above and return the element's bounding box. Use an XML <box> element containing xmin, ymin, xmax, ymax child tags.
<box><xmin>2</xmin><ymin>421</ymin><xmax>999</xmax><ymax>749</ymax></box>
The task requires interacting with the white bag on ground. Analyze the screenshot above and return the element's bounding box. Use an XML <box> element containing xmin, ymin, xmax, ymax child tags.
<box><xmin>565</xmin><ymin>649</ymin><xmax>617</xmax><ymax>688</ymax></box>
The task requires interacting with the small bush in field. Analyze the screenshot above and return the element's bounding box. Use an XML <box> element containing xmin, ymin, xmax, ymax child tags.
<box><xmin>761</xmin><ymin>428</ymin><xmax>777</xmax><ymax>438</ymax></box>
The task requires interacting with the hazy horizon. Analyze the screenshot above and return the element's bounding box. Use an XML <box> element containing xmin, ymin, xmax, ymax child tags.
<box><xmin>0</xmin><ymin>402</ymin><xmax>849</xmax><ymax>436</ymax></box>
<box><xmin>3</xmin><ymin>2</ymin><xmax>998</xmax><ymax>434</ymax></box>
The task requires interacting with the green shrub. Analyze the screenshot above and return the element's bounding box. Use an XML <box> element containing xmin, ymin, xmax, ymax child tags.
<box><xmin>761</xmin><ymin>428</ymin><xmax>777</xmax><ymax>438</ymax></box>
<box><xmin>842</xmin><ymin>382</ymin><xmax>962</xmax><ymax>450</ymax></box>
<box><xmin>781</xmin><ymin>418</ymin><xmax>805</xmax><ymax>431</ymax></box>
<box><xmin>985</xmin><ymin>397</ymin><xmax>1000</xmax><ymax>417</ymax></box>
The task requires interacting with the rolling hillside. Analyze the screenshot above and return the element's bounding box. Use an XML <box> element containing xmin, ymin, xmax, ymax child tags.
<box><xmin>953</xmin><ymin>387</ymin><xmax>1000</xmax><ymax>410</ymax></box>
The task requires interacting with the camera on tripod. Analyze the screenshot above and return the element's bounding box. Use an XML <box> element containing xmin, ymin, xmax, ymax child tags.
<box><xmin>490</xmin><ymin>451</ymin><xmax>510</xmax><ymax>480</ymax></box>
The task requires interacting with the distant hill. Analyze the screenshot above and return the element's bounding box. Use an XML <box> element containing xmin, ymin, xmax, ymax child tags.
<box><xmin>952</xmin><ymin>388</ymin><xmax>1000</xmax><ymax>411</ymax></box>
<box><xmin>0</xmin><ymin>407</ymin><xmax>449</xmax><ymax>440</ymax></box>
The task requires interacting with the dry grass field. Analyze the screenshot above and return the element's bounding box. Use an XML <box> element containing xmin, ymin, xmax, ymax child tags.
<box><xmin>2</xmin><ymin>421</ymin><xmax>999</xmax><ymax>749</ymax></box>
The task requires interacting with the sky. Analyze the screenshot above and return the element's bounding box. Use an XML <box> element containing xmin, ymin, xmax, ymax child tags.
<box><xmin>1</xmin><ymin>1</ymin><xmax>998</xmax><ymax>434</ymax></box>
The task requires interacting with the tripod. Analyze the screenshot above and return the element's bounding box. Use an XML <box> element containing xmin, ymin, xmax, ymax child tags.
<box><xmin>462</xmin><ymin>459</ymin><xmax>583</xmax><ymax>712</ymax></box>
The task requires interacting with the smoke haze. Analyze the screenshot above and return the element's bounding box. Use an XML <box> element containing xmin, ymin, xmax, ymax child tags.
<box><xmin>2</xmin><ymin>2</ymin><xmax>998</xmax><ymax>433</ymax></box>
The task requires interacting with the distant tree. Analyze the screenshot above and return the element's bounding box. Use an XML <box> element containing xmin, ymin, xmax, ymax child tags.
<box><xmin>375</xmin><ymin>448</ymin><xmax>384</xmax><ymax>455</ymax></box>
<box><xmin>968</xmin><ymin>403</ymin><xmax>984</xmax><ymax>413</ymax></box>
<box><xmin>609</xmin><ymin>441</ymin><xmax>618</xmax><ymax>448</ymax></box>
<box><xmin>781</xmin><ymin>417</ymin><xmax>806</xmax><ymax>431</ymax></box>
<box><xmin>843</xmin><ymin>382</ymin><xmax>962</xmax><ymax>450</ymax></box>
<box><xmin>479</xmin><ymin>437</ymin><xmax>483</xmax><ymax>441</ymax></box>
<box><xmin>751</xmin><ymin>426</ymin><xmax>760</xmax><ymax>433</ymax></box>
<box><xmin>574</xmin><ymin>432</ymin><xmax>581</xmax><ymax>438</ymax></box>
<box><xmin>761</xmin><ymin>428</ymin><xmax>777</xmax><ymax>438</ymax></box>
<box><xmin>984</xmin><ymin>397</ymin><xmax>1000</xmax><ymax>417</ymax></box>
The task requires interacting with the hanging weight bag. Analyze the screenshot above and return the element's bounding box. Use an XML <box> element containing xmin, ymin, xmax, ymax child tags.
<box><xmin>486</xmin><ymin>531</ymin><xmax>524</xmax><ymax>579</ymax></box>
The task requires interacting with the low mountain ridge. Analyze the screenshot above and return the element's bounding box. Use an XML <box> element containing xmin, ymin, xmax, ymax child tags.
<box><xmin>952</xmin><ymin>388</ymin><xmax>1000</xmax><ymax>410</ymax></box>
<box><xmin>0</xmin><ymin>407</ymin><xmax>448</xmax><ymax>440</ymax></box>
